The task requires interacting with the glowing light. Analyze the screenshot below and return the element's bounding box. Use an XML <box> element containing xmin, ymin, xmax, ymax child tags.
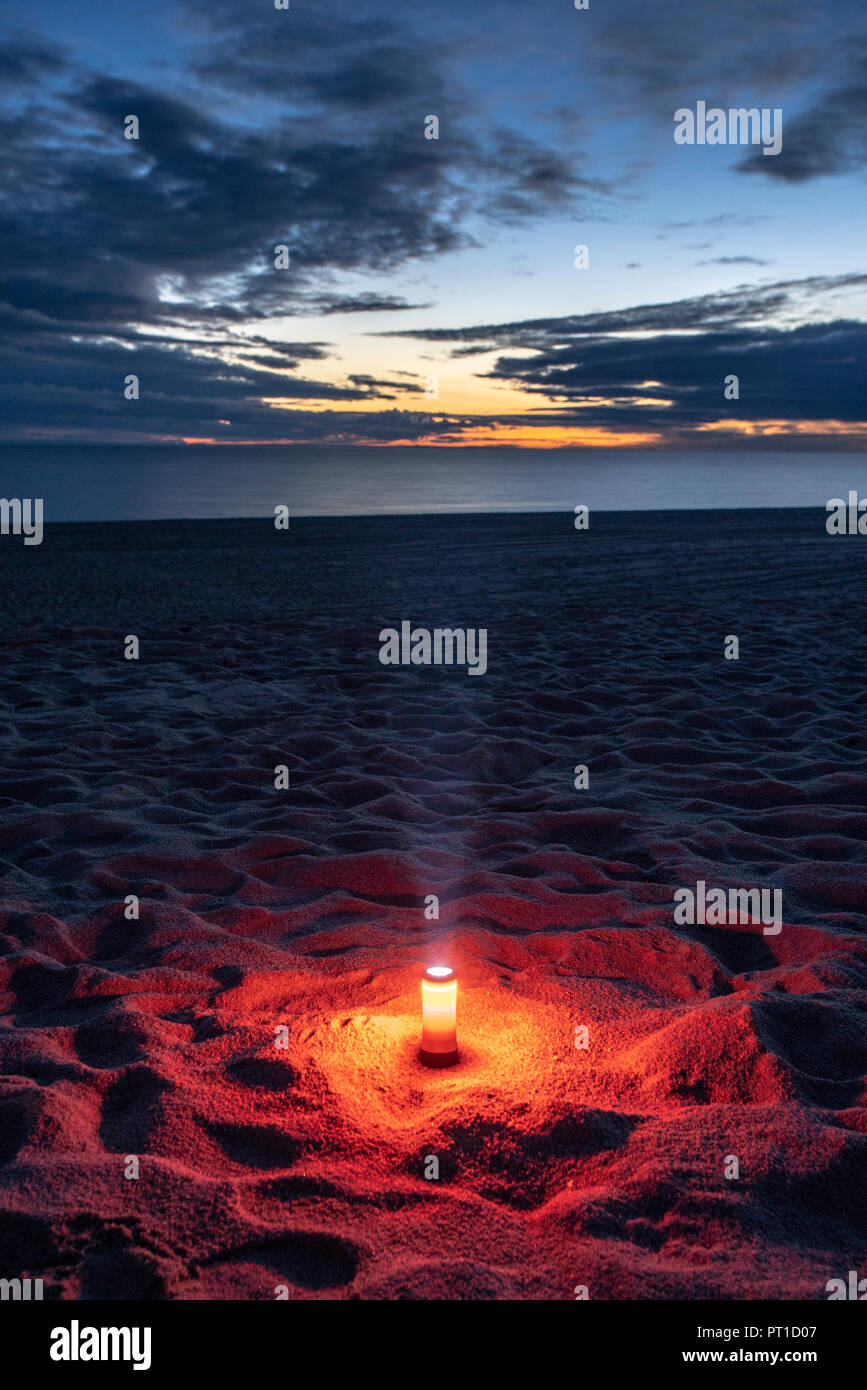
<box><xmin>420</xmin><ymin>965</ymin><xmax>458</xmax><ymax>1067</ymax></box>
<box><xmin>696</xmin><ymin>418</ymin><xmax>867</xmax><ymax>438</ymax></box>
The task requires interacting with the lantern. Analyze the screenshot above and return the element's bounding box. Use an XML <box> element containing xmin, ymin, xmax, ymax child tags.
<box><xmin>420</xmin><ymin>965</ymin><xmax>458</xmax><ymax>1067</ymax></box>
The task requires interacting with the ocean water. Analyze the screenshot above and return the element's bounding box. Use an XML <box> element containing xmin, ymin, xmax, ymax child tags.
<box><xmin>1</xmin><ymin>444</ymin><xmax>865</xmax><ymax>521</ymax></box>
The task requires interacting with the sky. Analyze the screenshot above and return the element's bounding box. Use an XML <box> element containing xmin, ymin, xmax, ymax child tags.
<box><xmin>0</xmin><ymin>0</ymin><xmax>865</xmax><ymax>449</ymax></box>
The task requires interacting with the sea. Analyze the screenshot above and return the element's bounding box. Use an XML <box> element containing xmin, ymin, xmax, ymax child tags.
<box><xmin>1</xmin><ymin>445</ymin><xmax>865</xmax><ymax>521</ymax></box>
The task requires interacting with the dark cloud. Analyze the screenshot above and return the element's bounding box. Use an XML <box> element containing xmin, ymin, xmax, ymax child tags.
<box><xmin>348</xmin><ymin>374</ymin><xmax>424</xmax><ymax>396</ymax></box>
<box><xmin>387</xmin><ymin>275</ymin><xmax>867</xmax><ymax>348</ymax></box>
<box><xmin>0</xmin><ymin>34</ymin><xmax>65</xmax><ymax>84</ymax></box>
<box><xmin>238</xmin><ymin>338</ymin><xmax>331</xmax><ymax>362</ymax></box>
<box><xmin>595</xmin><ymin>0</ymin><xmax>861</xmax><ymax>104</ymax></box>
<box><xmin>469</xmin><ymin>128</ymin><xmax>612</xmax><ymax>221</ymax></box>
<box><xmin>656</xmin><ymin>213</ymin><xmax>768</xmax><ymax>240</ymax></box>
<box><xmin>593</xmin><ymin>1</ymin><xmax>867</xmax><ymax>185</ymax></box>
<box><xmin>0</xmin><ymin>6</ymin><xmax>603</xmax><ymax>441</ymax></box>
<box><xmin>694</xmin><ymin>256</ymin><xmax>771</xmax><ymax>267</ymax></box>
<box><xmin>478</xmin><ymin>320</ymin><xmax>867</xmax><ymax>427</ymax></box>
<box><xmin>0</xmin><ymin>316</ymin><xmax>473</xmax><ymax>440</ymax></box>
<box><xmin>0</xmin><ymin>334</ymin><xmax>371</xmax><ymax>433</ymax></box>
<box><xmin>384</xmin><ymin>276</ymin><xmax>867</xmax><ymax>431</ymax></box>
<box><xmin>311</xmin><ymin>295</ymin><xmax>432</xmax><ymax>315</ymax></box>
<box><xmin>189</xmin><ymin>2</ymin><xmax>455</xmax><ymax>116</ymax></box>
<box><xmin>737</xmin><ymin>64</ymin><xmax>867</xmax><ymax>181</ymax></box>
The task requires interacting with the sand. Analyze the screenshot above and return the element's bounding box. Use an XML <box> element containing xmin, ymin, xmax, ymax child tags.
<box><xmin>1</xmin><ymin>509</ymin><xmax>865</xmax><ymax>1299</ymax></box>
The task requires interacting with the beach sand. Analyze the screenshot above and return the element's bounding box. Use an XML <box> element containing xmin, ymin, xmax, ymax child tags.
<box><xmin>1</xmin><ymin>509</ymin><xmax>866</xmax><ymax>1300</ymax></box>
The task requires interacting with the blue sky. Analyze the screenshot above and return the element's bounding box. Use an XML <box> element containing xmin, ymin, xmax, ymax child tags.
<box><xmin>0</xmin><ymin>0</ymin><xmax>865</xmax><ymax>447</ymax></box>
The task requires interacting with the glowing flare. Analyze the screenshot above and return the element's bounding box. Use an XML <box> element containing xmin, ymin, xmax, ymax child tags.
<box><xmin>420</xmin><ymin>965</ymin><xmax>458</xmax><ymax>1067</ymax></box>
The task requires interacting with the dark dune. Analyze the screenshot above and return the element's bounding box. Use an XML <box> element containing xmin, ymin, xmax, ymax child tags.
<box><xmin>0</xmin><ymin>510</ymin><xmax>865</xmax><ymax>1299</ymax></box>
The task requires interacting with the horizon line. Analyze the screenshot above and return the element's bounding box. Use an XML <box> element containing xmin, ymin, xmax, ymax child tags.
<box><xmin>34</xmin><ymin>503</ymin><xmax>836</xmax><ymax>525</ymax></box>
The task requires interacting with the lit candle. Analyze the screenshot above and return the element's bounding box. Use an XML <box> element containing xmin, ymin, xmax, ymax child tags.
<box><xmin>420</xmin><ymin>965</ymin><xmax>458</xmax><ymax>1067</ymax></box>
